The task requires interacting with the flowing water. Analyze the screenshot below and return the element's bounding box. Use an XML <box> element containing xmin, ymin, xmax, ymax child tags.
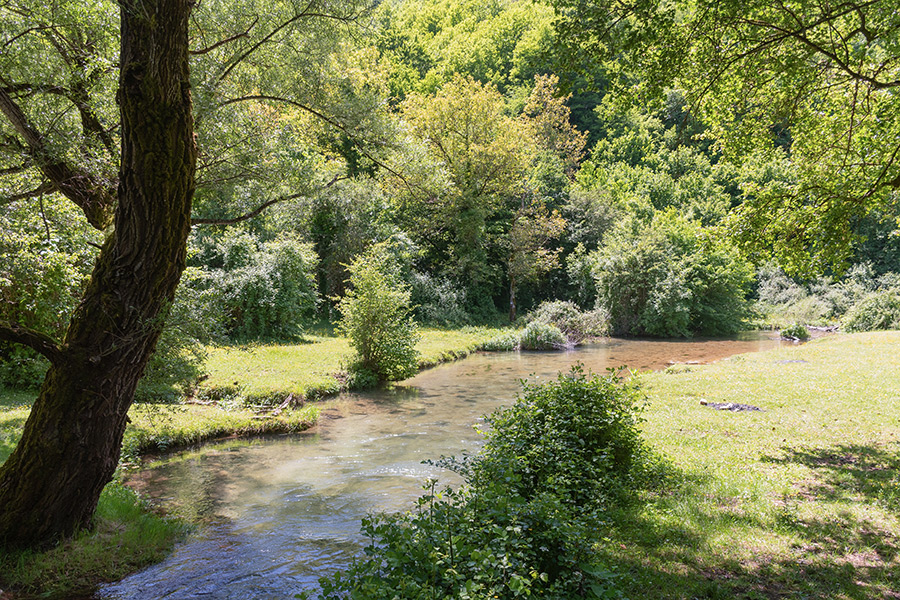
<box><xmin>99</xmin><ymin>333</ymin><xmax>786</xmax><ymax>600</ymax></box>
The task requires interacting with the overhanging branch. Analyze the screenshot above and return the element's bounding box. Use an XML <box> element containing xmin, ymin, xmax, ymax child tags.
<box><xmin>0</xmin><ymin>80</ymin><xmax>116</xmax><ymax>229</ymax></box>
<box><xmin>0</xmin><ymin>322</ymin><xmax>63</xmax><ymax>365</ymax></box>
<box><xmin>191</xmin><ymin>174</ymin><xmax>346</xmax><ymax>226</ymax></box>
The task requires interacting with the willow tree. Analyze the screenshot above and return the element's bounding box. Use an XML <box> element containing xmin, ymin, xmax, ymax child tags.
<box><xmin>0</xmin><ymin>0</ymin><xmax>375</xmax><ymax>548</ymax></box>
<box><xmin>0</xmin><ymin>0</ymin><xmax>196</xmax><ymax>548</ymax></box>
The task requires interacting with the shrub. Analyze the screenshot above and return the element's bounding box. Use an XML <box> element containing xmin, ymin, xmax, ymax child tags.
<box><xmin>843</xmin><ymin>290</ymin><xmax>900</xmax><ymax>332</ymax></box>
<box><xmin>518</xmin><ymin>321</ymin><xmax>568</xmax><ymax>350</ymax></box>
<box><xmin>337</xmin><ymin>244</ymin><xmax>420</xmax><ymax>384</ymax></box>
<box><xmin>779</xmin><ymin>323</ymin><xmax>810</xmax><ymax>341</ymax></box>
<box><xmin>317</xmin><ymin>366</ymin><xmax>647</xmax><ymax>600</ymax></box>
<box><xmin>594</xmin><ymin>211</ymin><xmax>752</xmax><ymax>337</ymax></box>
<box><xmin>409</xmin><ymin>271</ymin><xmax>470</xmax><ymax>326</ymax></box>
<box><xmin>479</xmin><ymin>330</ymin><xmax>521</xmax><ymax>351</ymax></box>
<box><xmin>211</xmin><ymin>230</ymin><xmax>319</xmax><ymax>340</ymax></box>
<box><xmin>526</xmin><ymin>300</ymin><xmax>610</xmax><ymax>344</ymax></box>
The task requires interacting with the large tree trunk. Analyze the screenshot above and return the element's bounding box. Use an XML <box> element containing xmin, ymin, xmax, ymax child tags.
<box><xmin>0</xmin><ymin>0</ymin><xmax>197</xmax><ymax>548</ymax></box>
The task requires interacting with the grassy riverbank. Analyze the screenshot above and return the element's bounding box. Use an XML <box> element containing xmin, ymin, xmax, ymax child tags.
<box><xmin>0</xmin><ymin>326</ymin><xmax>505</xmax><ymax>599</ymax></box>
<box><xmin>197</xmin><ymin>326</ymin><xmax>506</xmax><ymax>404</ymax></box>
<box><xmin>602</xmin><ymin>331</ymin><xmax>900</xmax><ymax>598</ymax></box>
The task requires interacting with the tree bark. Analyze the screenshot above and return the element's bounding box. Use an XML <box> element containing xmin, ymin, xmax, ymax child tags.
<box><xmin>0</xmin><ymin>0</ymin><xmax>197</xmax><ymax>548</ymax></box>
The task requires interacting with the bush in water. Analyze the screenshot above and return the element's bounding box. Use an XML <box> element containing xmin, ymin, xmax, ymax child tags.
<box><xmin>316</xmin><ymin>366</ymin><xmax>649</xmax><ymax>600</ymax></box>
<box><xmin>518</xmin><ymin>320</ymin><xmax>568</xmax><ymax>350</ymax></box>
<box><xmin>779</xmin><ymin>323</ymin><xmax>809</xmax><ymax>341</ymax></box>
<box><xmin>526</xmin><ymin>300</ymin><xmax>610</xmax><ymax>344</ymax></box>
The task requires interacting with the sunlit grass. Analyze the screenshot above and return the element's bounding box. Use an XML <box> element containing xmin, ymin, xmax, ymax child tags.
<box><xmin>598</xmin><ymin>331</ymin><xmax>900</xmax><ymax>599</ymax></box>
<box><xmin>123</xmin><ymin>402</ymin><xmax>319</xmax><ymax>459</ymax></box>
<box><xmin>199</xmin><ymin>326</ymin><xmax>508</xmax><ymax>403</ymax></box>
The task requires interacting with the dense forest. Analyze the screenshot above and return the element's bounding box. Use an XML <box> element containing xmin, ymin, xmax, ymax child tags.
<box><xmin>5</xmin><ymin>0</ymin><xmax>899</xmax><ymax>395</ymax></box>
<box><xmin>2</xmin><ymin>0</ymin><xmax>900</xmax><ymax>556</ymax></box>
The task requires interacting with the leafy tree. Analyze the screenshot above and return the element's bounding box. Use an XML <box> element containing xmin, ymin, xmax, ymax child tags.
<box><xmin>0</xmin><ymin>0</ymin><xmax>198</xmax><ymax>548</ymax></box>
<box><xmin>374</xmin><ymin>0</ymin><xmax>556</xmax><ymax>98</ymax></box>
<box><xmin>0</xmin><ymin>0</ymin><xmax>373</xmax><ymax>548</ymax></box>
<box><xmin>505</xmin><ymin>200</ymin><xmax>566</xmax><ymax>321</ymax></box>
<box><xmin>553</xmin><ymin>0</ymin><xmax>900</xmax><ymax>275</ymax></box>
<box><xmin>594</xmin><ymin>211</ymin><xmax>753</xmax><ymax>337</ymax></box>
<box><xmin>337</xmin><ymin>244</ymin><xmax>419</xmax><ymax>385</ymax></box>
<box><xmin>400</xmin><ymin>75</ymin><xmax>532</xmax><ymax>312</ymax></box>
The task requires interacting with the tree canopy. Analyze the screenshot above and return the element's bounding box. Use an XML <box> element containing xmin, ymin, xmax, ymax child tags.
<box><xmin>553</xmin><ymin>0</ymin><xmax>900</xmax><ymax>274</ymax></box>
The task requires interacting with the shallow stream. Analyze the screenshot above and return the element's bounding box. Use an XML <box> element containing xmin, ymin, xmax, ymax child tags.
<box><xmin>99</xmin><ymin>333</ymin><xmax>786</xmax><ymax>600</ymax></box>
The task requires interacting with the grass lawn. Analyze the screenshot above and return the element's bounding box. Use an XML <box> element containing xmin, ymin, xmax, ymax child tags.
<box><xmin>599</xmin><ymin>331</ymin><xmax>900</xmax><ymax>599</ymax></box>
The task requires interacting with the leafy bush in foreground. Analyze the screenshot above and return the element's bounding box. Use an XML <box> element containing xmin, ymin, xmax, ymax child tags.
<box><xmin>316</xmin><ymin>366</ymin><xmax>648</xmax><ymax>599</ymax></box>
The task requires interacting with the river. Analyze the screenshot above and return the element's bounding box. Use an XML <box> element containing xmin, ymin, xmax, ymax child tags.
<box><xmin>99</xmin><ymin>333</ymin><xmax>786</xmax><ymax>600</ymax></box>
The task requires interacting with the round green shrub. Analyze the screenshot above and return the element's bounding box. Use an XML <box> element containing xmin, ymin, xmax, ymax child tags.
<box><xmin>779</xmin><ymin>323</ymin><xmax>810</xmax><ymax>340</ymax></box>
<box><xmin>843</xmin><ymin>290</ymin><xmax>900</xmax><ymax>332</ymax></box>
<box><xmin>518</xmin><ymin>321</ymin><xmax>567</xmax><ymax>350</ymax></box>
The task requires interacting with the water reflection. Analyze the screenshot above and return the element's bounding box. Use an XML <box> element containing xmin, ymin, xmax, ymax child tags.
<box><xmin>100</xmin><ymin>333</ymin><xmax>786</xmax><ymax>599</ymax></box>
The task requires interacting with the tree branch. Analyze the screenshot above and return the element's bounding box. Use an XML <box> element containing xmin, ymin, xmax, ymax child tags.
<box><xmin>217</xmin><ymin>4</ymin><xmax>359</xmax><ymax>83</ymax></box>
<box><xmin>0</xmin><ymin>81</ymin><xmax>116</xmax><ymax>229</ymax></box>
<box><xmin>1</xmin><ymin>180</ymin><xmax>56</xmax><ymax>204</ymax></box>
<box><xmin>191</xmin><ymin>174</ymin><xmax>346</xmax><ymax>225</ymax></box>
<box><xmin>0</xmin><ymin>322</ymin><xmax>63</xmax><ymax>365</ymax></box>
<box><xmin>190</xmin><ymin>16</ymin><xmax>257</xmax><ymax>55</ymax></box>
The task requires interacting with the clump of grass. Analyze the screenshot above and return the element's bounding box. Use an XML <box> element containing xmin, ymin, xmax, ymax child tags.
<box><xmin>0</xmin><ymin>482</ymin><xmax>187</xmax><ymax>599</ymax></box>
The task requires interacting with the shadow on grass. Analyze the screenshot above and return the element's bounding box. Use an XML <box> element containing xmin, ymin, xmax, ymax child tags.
<box><xmin>762</xmin><ymin>443</ymin><xmax>900</xmax><ymax>514</ymax></box>
<box><xmin>0</xmin><ymin>386</ymin><xmax>36</xmax><ymax>409</ymax></box>
<box><xmin>596</xmin><ymin>444</ymin><xmax>900</xmax><ymax>599</ymax></box>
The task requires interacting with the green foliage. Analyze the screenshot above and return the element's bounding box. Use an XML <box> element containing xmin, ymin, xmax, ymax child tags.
<box><xmin>526</xmin><ymin>300</ymin><xmax>610</xmax><ymax>344</ymax></box>
<box><xmin>594</xmin><ymin>212</ymin><xmax>753</xmax><ymax>337</ymax></box>
<box><xmin>207</xmin><ymin>230</ymin><xmax>319</xmax><ymax>341</ymax></box>
<box><xmin>480</xmin><ymin>329</ymin><xmax>522</xmax><ymax>351</ymax></box>
<box><xmin>318</xmin><ymin>366</ymin><xmax>647</xmax><ymax>599</ymax></box>
<box><xmin>337</xmin><ymin>244</ymin><xmax>420</xmax><ymax>384</ymax></box>
<box><xmin>779</xmin><ymin>323</ymin><xmax>809</xmax><ymax>341</ymax></box>
<box><xmin>518</xmin><ymin>320</ymin><xmax>568</xmax><ymax>350</ymax></box>
<box><xmin>843</xmin><ymin>291</ymin><xmax>900</xmax><ymax>333</ymax></box>
<box><xmin>754</xmin><ymin>263</ymin><xmax>900</xmax><ymax>329</ymax></box>
<box><xmin>0</xmin><ymin>197</ymin><xmax>102</xmax><ymax>388</ymax></box>
<box><xmin>375</xmin><ymin>0</ymin><xmax>555</xmax><ymax>98</ymax></box>
<box><xmin>554</xmin><ymin>0</ymin><xmax>900</xmax><ymax>275</ymax></box>
<box><xmin>409</xmin><ymin>272</ymin><xmax>470</xmax><ymax>326</ymax></box>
